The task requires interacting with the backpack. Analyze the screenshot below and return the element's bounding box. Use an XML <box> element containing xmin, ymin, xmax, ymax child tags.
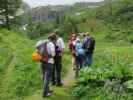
<box><xmin>75</xmin><ymin>42</ymin><xmax>84</xmax><ymax>56</ymax></box>
<box><xmin>89</xmin><ymin>37</ymin><xmax>95</xmax><ymax>53</ymax></box>
<box><xmin>36</xmin><ymin>41</ymin><xmax>49</xmax><ymax>62</ymax></box>
<box><xmin>83</xmin><ymin>37</ymin><xmax>95</xmax><ymax>53</ymax></box>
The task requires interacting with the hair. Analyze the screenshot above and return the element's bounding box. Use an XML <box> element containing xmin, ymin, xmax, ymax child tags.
<box><xmin>48</xmin><ymin>33</ymin><xmax>56</xmax><ymax>41</ymax></box>
<box><xmin>83</xmin><ymin>33</ymin><xmax>86</xmax><ymax>37</ymax></box>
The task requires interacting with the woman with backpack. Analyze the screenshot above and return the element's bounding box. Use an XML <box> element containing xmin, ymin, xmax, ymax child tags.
<box><xmin>75</xmin><ymin>37</ymin><xmax>85</xmax><ymax>70</ymax></box>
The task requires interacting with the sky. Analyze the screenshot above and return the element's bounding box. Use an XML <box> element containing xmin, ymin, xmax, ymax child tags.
<box><xmin>23</xmin><ymin>0</ymin><xmax>104</xmax><ymax>7</ymax></box>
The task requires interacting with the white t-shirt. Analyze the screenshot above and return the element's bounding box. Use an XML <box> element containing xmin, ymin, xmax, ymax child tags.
<box><xmin>56</xmin><ymin>37</ymin><xmax>65</xmax><ymax>51</ymax></box>
<box><xmin>47</xmin><ymin>41</ymin><xmax>55</xmax><ymax>64</ymax></box>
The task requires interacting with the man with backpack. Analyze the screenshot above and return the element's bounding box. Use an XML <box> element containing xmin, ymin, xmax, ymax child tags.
<box><xmin>35</xmin><ymin>33</ymin><xmax>56</xmax><ymax>97</ymax></box>
<box><xmin>52</xmin><ymin>32</ymin><xmax>65</xmax><ymax>86</ymax></box>
<box><xmin>83</xmin><ymin>33</ymin><xmax>95</xmax><ymax>66</ymax></box>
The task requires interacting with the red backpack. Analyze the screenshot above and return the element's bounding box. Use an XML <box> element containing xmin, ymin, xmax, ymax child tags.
<box><xmin>69</xmin><ymin>39</ymin><xmax>76</xmax><ymax>55</ymax></box>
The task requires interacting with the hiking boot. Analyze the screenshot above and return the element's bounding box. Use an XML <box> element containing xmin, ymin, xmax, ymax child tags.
<box><xmin>43</xmin><ymin>92</ymin><xmax>52</xmax><ymax>98</ymax></box>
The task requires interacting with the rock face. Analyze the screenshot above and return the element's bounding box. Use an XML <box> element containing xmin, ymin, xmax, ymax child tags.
<box><xmin>29</xmin><ymin>1</ymin><xmax>104</xmax><ymax>22</ymax></box>
<box><xmin>20</xmin><ymin>1</ymin><xmax>104</xmax><ymax>23</ymax></box>
<box><xmin>31</xmin><ymin>5</ymin><xmax>71</xmax><ymax>22</ymax></box>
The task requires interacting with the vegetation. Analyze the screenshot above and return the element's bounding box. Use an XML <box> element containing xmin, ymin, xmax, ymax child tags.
<box><xmin>0</xmin><ymin>0</ymin><xmax>133</xmax><ymax>100</ymax></box>
<box><xmin>24</xmin><ymin>0</ymin><xmax>133</xmax><ymax>42</ymax></box>
<box><xmin>70</xmin><ymin>0</ymin><xmax>133</xmax><ymax>99</ymax></box>
<box><xmin>0</xmin><ymin>29</ymin><xmax>71</xmax><ymax>100</ymax></box>
<box><xmin>0</xmin><ymin>0</ymin><xmax>22</xmax><ymax>30</ymax></box>
<box><xmin>72</xmin><ymin>44</ymin><xmax>133</xmax><ymax>100</ymax></box>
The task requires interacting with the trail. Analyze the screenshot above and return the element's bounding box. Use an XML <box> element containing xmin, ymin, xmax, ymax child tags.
<box><xmin>0</xmin><ymin>53</ymin><xmax>16</xmax><ymax>95</ymax></box>
<box><xmin>24</xmin><ymin>66</ymin><xmax>75</xmax><ymax>100</ymax></box>
<box><xmin>63</xmin><ymin>67</ymin><xmax>75</xmax><ymax>86</ymax></box>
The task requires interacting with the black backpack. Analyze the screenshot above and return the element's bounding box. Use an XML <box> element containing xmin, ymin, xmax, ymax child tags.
<box><xmin>84</xmin><ymin>37</ymin><xmax>95</xmax><ymax>54</ymax></box>
<box><xmin>89</xmin><ymin>37</ymin><xmax>95</xmax><ymax>53</ymax></box>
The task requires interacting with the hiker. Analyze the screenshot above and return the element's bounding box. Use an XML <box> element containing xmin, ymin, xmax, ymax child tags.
<box><xmin>35</xmin><ymin>33</ymin><xmax>56</xmax><ymax>97</ymax></box>
<box><xmin>68</xmin><ymin>34</ymin><xmax>77</xmax><ymax>70</ymax></box>
<box><xmin>75</xmin><ymin>37</ymin><xmax>85</xmax><ymax>69</ymax></box>
<box><xmin>52</xmin><ymin>32</ymin><xmax>65</xmax><ymax>86</ymax></box>
<box><xmin>83</xmin><ymin>32</ymin><xmax>95</xmax><ymax>66</ymax></box>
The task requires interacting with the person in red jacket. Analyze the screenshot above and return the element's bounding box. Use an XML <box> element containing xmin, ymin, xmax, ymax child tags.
<box><xmin>68</xmin><ymin>34</ymin><xmax>77</xmax><ymax>70</ymax></box>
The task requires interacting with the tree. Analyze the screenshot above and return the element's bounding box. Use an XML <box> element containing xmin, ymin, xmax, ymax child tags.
<box><xmin>105</xmin><ymin>0</ymin><xmax>113</xmax><ymax>15</ymax></box>
<box><xmin>0</xmin><ymin>0</ymin><xmax>21</xmax><ymax>30</ymax></box>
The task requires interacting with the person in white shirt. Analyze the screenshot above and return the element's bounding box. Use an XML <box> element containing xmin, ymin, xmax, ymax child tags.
<box><xmin>36</xmin><ymin>33</ymin><xmax>56</xmax><ymax>97</ymax></box>
<box><xmin>52</xmin><ymin>32</ymin><xmax>65</xmax><ymax>86</ymax></box>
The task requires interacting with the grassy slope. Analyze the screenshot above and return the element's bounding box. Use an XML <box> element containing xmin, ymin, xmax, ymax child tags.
<box><xmin>0</xmin><ymin>29</ymin><xmax>74</xmax><ymax>100</ymax></box>
<box><xmin>0</xmin><ymin>29</ymin><xmax>37</xmax><ymax>100</ymax></box>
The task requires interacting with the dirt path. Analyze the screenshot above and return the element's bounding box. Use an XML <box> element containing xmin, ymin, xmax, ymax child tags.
<box><xmin>63</xmin><ymin>67</ymin><xmax>75</xmax><ymax>86</ymax></box>
<box><xmin>24</xmin><ymin>67</ymin><xmax>75</xmax><ymax>100</ymax></box>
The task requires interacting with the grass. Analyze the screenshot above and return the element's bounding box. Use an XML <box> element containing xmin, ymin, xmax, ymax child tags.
<box><xmin>0</xmin><ymin>29</ymin><xmax>74</xmax><ymax>100</ymax></box>
<box><xmin>72</xmin><ymin>41</ymin><xmax>133</xmax><ymax>100</ymax></box>
<box><xmin>1</xmin><ymin>28</ymin><xmax>132</xmax><ymax>100</ymax></box>
<box><xmin>24</xmin><ymin>82</ymin><xmax>75</xmax><ymax>100</ymax></box>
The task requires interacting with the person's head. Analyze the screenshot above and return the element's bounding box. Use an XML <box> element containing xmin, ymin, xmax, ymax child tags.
<box><xmin>72</xmin><ymin>33</ymin><xmax>77</xmax><ymax>40</ymax></box>
<box><xmin>86</xmin><ymin>32</ymin><xmax>90</xmax><ymax>36</ymax></box>
<box><xmin>48</xmin><ymin>33</ymin><xmax>56</xmax><ymax>42</ymax></box>
<box><xmin>76</xmin><ymin>37</ymin><xmax>80</xmax><ymax>42</ymax></box>
<box><xmin>72</xmin><ymin>33</ymin><xmax>76</xmax><ymax>36</ymax></box>
<box><xmin>83</xmin><ymin>33</ymin><xmax>87</xmax><ymax>37</ymax></box>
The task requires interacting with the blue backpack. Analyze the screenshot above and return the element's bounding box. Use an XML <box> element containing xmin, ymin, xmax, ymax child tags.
<box><xmin>75</xmin><ymin>42</ymin><xmax>84</xmax><ymax>56</ymax></box>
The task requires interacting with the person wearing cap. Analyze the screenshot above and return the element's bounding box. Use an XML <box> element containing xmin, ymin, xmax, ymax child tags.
<box><xmin>52</xmin><ymin>32</ymin><xmax>65</xmax><ymax>86</ymax></box>
<box><xmin>36</xmin><ymin>33</ymin><xmax>56</xmax><ymax>97</ymax></box>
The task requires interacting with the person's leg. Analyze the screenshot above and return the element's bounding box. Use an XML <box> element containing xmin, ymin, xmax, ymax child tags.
<box><xmin>43</xmin><ymin>63</ymin><xmax>53</xmax><ymax>97</ymax></box>
<box><xmin>79</xmin><ymin>55</ymin><xmax>84</xmax><ymax>69</ymax></box>
<box><xmin>72</xmin><ymin>56</ymin><xmax>75</xmax><ymax>69</ymax></box>
<box><xmin>51</xmin><ymin>63</ymin><xmax>56</xmax><ymax>85</ymax></box>
<box><xmin>56</xmin><ymin>54</ymin><xmax>62</xmax><ymax>86</ymax></box>
<box><xmin>77</xmin><ymin>55</ymin><xmax>81</xmax><ymax>69</ymax></box>
<box><xmin>84</xmin><ymin>54</ymin><xmax>88</xmax><ymax>67</ymax></box>
<box><xmin>87</xmin><ymin>53</ymin><xmax>93</xmax><ymax>66</ymax></box>
<box><xmin>41</xmin><ymin>62</ymin><xmax>45</xmax><ymax>83</ymax></box>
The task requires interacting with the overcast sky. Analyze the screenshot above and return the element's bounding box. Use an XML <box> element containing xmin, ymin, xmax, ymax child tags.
<box><xmin>23</xmin><ymin>0</ymin><xmax>104</xmax><ymax>7</ymax></box>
